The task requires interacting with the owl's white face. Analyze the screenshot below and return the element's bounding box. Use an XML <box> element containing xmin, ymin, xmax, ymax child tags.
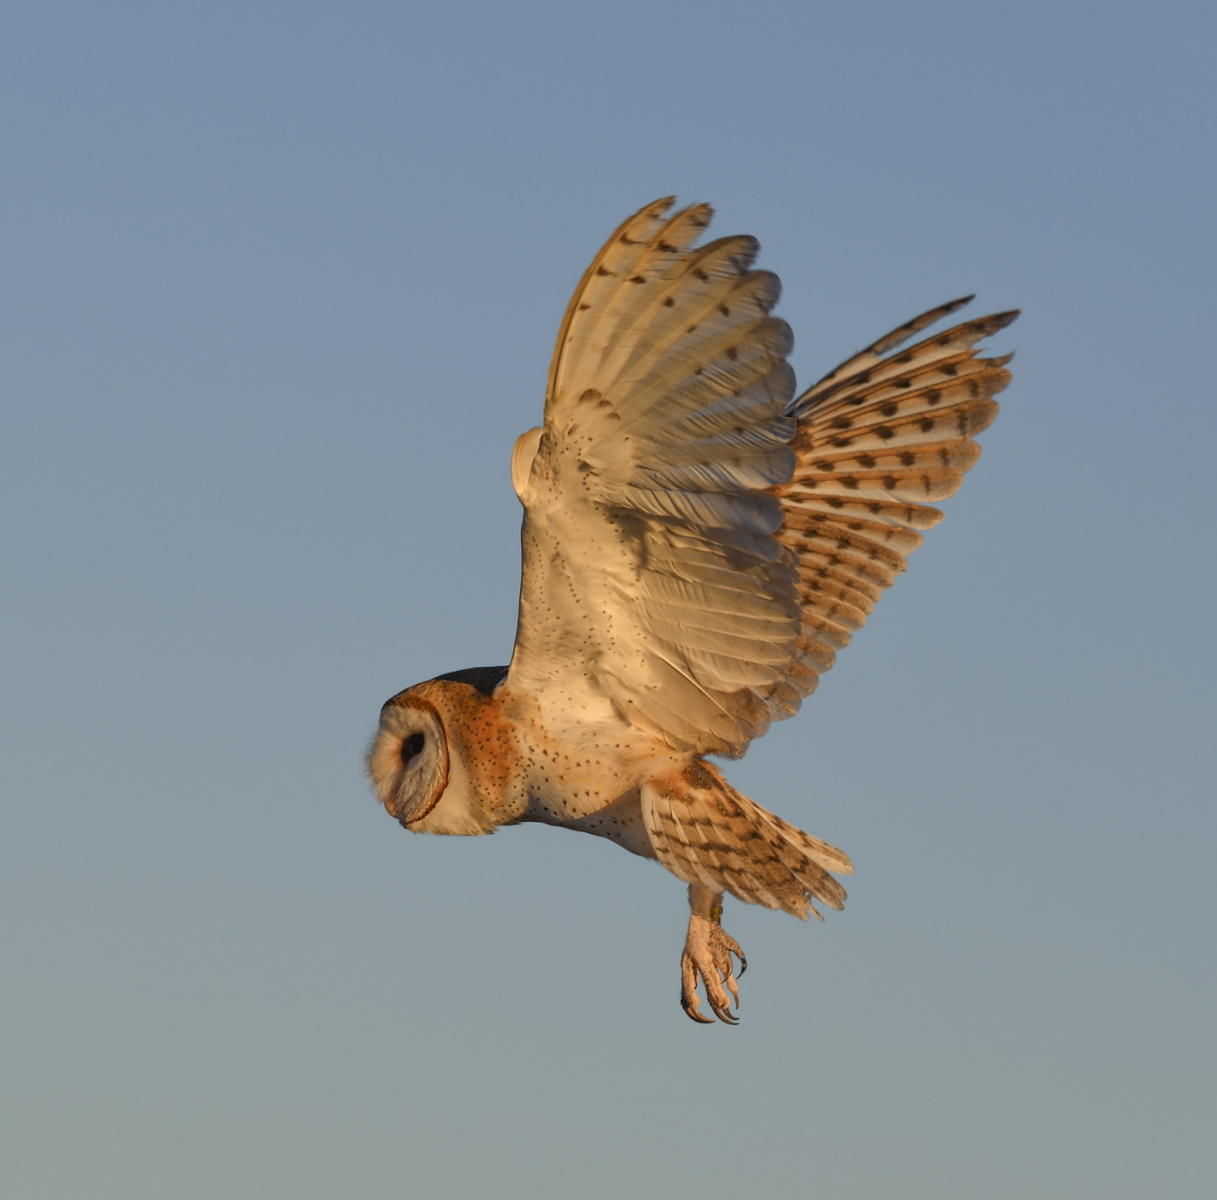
<box><xmin>367</xmin><ymin>692</ymin><xmax>450</xmax><ymax>828</ymax></box>
<box><xmin>367</xmin><ymin>680</ymin><xmax>507</xmax><ymax>836</ymax></box>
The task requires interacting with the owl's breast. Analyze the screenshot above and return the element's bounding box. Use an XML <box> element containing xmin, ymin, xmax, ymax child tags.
<box><xmin>496</xmin><ymin>685</ymin><xmax>685</xmax><ymax>827</ymax></box>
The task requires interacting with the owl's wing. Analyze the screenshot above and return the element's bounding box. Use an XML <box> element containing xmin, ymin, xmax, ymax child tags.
<box><xmin>506</xmin><ymin>198</ymin><xmax>800</xmax><ymax>756</ymax></box>
<box><xmin>505</xmin><ymin>198</ymin><xmax>1015</xmax><ymax>757</ymax></box>
<box><xmin>769</xmin><ymin>300</ymin><xmax>1017</xmax><ymax>718</ymax></box>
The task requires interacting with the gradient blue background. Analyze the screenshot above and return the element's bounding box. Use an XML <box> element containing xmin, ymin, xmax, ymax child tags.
<box><xmin>4</xmin><ymin>2</ymin><xmax>1214</xmax><ymax>1197</ymax></box>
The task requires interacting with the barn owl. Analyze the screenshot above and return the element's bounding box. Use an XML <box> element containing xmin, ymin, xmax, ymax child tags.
<box><xmin>367</xmin><ymin>198</ymin><xmax>1016</xmax><ymax>1023</ymax></box>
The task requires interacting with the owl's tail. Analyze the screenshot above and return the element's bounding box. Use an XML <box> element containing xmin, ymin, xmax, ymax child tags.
<box><xmin>640</xmin><ymin>759</ymin><xmax>852</xmax><ymax>918</ymax></box>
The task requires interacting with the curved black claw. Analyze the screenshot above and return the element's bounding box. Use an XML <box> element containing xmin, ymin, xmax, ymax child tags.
<box><xmin>680</xmin><ymin>981</ymin><xmax>717</xmax><ymax>1024</ymax></box>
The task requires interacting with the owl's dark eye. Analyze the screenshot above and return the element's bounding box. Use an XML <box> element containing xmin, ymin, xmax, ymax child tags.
<box><xmin>400</xmin><ymin>732</ymin><xmax>425</xmax><ymax>767</ymax></box>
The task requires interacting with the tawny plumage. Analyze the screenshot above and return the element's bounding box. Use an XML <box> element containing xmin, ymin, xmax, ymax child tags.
<box><xmin>367</xmin><ymin>198</ymin><xmax>1017</xmax><ymax>1023</ymax></box>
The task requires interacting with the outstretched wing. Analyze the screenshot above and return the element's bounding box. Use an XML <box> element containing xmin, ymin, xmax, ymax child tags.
<box><xmin>769</xmin><ymin>302</ymin><xmax>1018</xmax><ymax>714</ymax></box>
<box><xmin>506</xmin><ymin>198</ymin><xmax>800</xmax><ymax>755</ymax></box>
<box><xmin>505</xmin><ymin>198</ymin><xmax>1016</xmax><ymax>757</ymax></box>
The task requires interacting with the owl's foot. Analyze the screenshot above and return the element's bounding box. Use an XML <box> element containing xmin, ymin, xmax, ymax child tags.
<box><xmin>680</xmin><ymin>888</ymin><xmax>747</xmax><ymax>1025</ymax></box>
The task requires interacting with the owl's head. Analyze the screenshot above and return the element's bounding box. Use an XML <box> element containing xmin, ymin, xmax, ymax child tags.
<box><xmin>367</xmin><ymin>690</ymin><xmax>451</xmax><ymax>827</ymax></box>
<box><xmin>366</xmin><ymin>666</ymin><xmax>510</xmax><ymax>835</ymax></box>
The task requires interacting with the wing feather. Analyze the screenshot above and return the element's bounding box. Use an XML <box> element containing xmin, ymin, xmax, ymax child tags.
<box><xmin>770</xmin><ymin>307</ymin><xmax>1017</xmax><ymax>707</ymax></box>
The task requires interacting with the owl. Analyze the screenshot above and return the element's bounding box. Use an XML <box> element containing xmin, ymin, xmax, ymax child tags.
<box><xmin>367</xmin><ymin>198</ymin><xmax>1016</xmax><ymax>1023</ymax></box>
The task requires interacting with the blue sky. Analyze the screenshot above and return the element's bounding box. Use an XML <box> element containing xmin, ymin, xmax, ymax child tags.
<box><xmin>4</xmin><ymin>1</ymin><xmax>1215</xmax><ymax>1197</ymax></box>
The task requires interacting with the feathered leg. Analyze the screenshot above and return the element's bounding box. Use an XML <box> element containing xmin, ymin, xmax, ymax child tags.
<box><xmin>681</xmin><ymin>883</ymin><xmax>747</xmax><ymax>1024</ymax></box>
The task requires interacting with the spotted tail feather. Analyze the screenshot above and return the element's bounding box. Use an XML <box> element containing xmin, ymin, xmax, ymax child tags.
<box><xmin>641</xmin><ymin>760</ymin><xmax>852</xmax><ymax>918</ymax></box>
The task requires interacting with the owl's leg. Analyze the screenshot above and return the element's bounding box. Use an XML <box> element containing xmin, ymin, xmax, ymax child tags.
<box><xmin>680</xmin><ymin>883</ymin><xmax>747</xmax><ymax>1025</ymax></box>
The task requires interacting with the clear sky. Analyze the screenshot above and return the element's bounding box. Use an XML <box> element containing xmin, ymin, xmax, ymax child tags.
<box><xmin>4</xmin><ymin>1</ymin><xmax>1215</xmax><ymax>1197</ymax></box>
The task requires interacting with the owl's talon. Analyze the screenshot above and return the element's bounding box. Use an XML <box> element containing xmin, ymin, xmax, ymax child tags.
<box><xmin>681</xmin><ymin>912</ymin><xmax>746</xmax><ymax>1026</ymax></box>
<box><xmin>710</xmin><ymin>990</ymin><xmax>738</xmax><ymax>1024</ymax></box>
<box><xmin>681</xmin><ymin>990</ymin><xmax>716</xmax><ymax>1024</ymax></box>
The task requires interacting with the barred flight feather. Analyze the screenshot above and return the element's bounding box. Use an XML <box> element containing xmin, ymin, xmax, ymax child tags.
<box><xmin>768</xmin><ymin>294</ymin><xmax>1017</xmax><ymax>714</ymax></box>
